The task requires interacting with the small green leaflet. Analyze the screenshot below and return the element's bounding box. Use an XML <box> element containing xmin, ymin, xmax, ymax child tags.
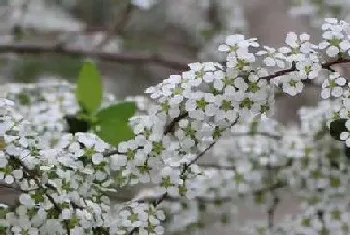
<box><xmin>76</xmin><ymin>61</ymin><xmax>103</xmax><ymax>114</ymax></box>
<box><xmin>97</xmin><ymin>102</ymin><xmax>136</xmax><ymax>122</ymax></box>
<box><xmin>75</xmin><ymin>61</ymin><xmax>135</xmax><ymax>146</ymax></box>
<box><xmin>95</xmin><ymin>118</ymin><xmax>135</xmax><ymax>147</ymax></box>
<box><xmin>95</xmin><ymin>102</ymin><xmax>137</xmax><ymax>146</ymax></box>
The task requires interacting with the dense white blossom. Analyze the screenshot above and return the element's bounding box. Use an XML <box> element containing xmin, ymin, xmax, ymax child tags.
<box><xmin>3</xmin><ymin>17</ymin><xmax>350</xmax><ymax>234</ymax></box>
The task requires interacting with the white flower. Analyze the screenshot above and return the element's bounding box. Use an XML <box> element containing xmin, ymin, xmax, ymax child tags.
<box><xmin>92</xmin><ymin>153</ymin><xmax>104</xmax><ymax>165</ymax></box>
<box><xmin>19</xmin><ymin>193</ymin><xmax>35</xmax><ymax>207</ymax></box>
<box><xmin>286</xmin><ymin>32</ymin><xmax>299</xmax><ymax>48</ymax></box>
<box><xmin>257</xmin><ymin>46</ymin><xmax>286</xmax><ymax>68</ymax></box>
<box><xmin>110</xmin><ymin>154</ymin><xmax>127</xmax><ymax>170</ymax></box>
<box><xmin>61</xmin><ymin>208</ymin><xmax>71</xmax><ymax>220</ymax></box>
<box><xmin>339</xmin><ymin>40</ymin><xmax>350</xmax><ymax>51</ymax></box>
<box><xmin>296</xmin><ymin>57</ymin><xmax>321</xmax><ymax>80</ymax></box>
<box><xmin>321</xmin><ymin>72</ymin><xmax>347</xmax><ymax>99</ymax></box>
<box><xmin>326</xmin><ymin>46</ymin><xmax>339</xmax><ymax>57</ymax></box>
<box><xmin>281</xmin><ymin>73</ymin><xmax>304</xmax><ymax>96</ymax></box>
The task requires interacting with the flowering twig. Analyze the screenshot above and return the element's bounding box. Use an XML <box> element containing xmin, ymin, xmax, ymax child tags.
<box><xmin>132</xmin><ymin>118</ymin><xmax>241</xmax><ymax>234</ymax></box>
<box><xmin>261</xmin><ymin>58</ymin><xmax>350</xmax><ymax>82</ymax></box>
<box><xmin>103</xmin><ymin>112</ymin><xmax>189</xmax><ymax>157</ymax></box>
<box><xmin>260</xmin><ymin>62</ymin><xmax>297</xmax><ymax>80</ymax></box>
<box><xmin>164</xmin><ymin>112</ymin><xmax>189</xmax><ymax>135</ymax></box>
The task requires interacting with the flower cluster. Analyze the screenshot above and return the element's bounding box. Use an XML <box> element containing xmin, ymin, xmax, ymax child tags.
<box><xmin>4</xmin><ymin>17</ymin><xmax>350</xmax><ymax>235</ymax></box>
<box><xmin>112</xmin><ymin>202</ymin><xmax>165</xmax><ymax>235</ymax></box>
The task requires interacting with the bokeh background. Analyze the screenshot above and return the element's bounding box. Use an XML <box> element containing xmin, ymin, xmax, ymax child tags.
<box><xmin>0</xmin><ymin>0</ymin><xmax>348</xmax><ymax>234</ymax></box>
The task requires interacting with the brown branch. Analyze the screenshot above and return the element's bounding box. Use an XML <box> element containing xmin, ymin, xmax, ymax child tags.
<box><xmin>261</xmin><ymin>58</ymin><xmax>350</xmax><ymax>81</ymax></box>
<box><xmin>260</xmin><ymin>62</ymin><xmax>296</xmax><ymax>80</ymax></box>
<box><xmin>103</xmin><ymin>148</ymin><xmax>123</xmax><ymax>157</ymax></box>
<box><xmin>0</xmin><ymin>42</ymin><xmax>350</xmax><ymax>78</ymax></box>
<box><xmin>0</xmin><ymin>43</ymin><xmax>190</xmax><ymax>70</ymax></box>
<box><xmin>163</xmin><ymin>112</ymin><xmax>189</xmax><ymax>135</ymax></box>
<box><xmin>321</xmin><ymin>58</ymin><xmax>350</xmax><ymax>70</ymax></box>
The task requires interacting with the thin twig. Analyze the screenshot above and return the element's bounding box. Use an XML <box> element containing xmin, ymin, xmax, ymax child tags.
<box><xmin>261</xmin><ymin>58</ymin><xmax>350</xmax><ymax>81</ymax></box>
<box><xmin>163</xmin><ymin>112</ymin><xmax>189</xmax><ymax>135</ymax></box>
<box><xmin>321</xmin><ymin>58</ymin><xmax>350</xmax><ymax>71</ymax></box>
<box><xmin>266</xmin><ymin>164</ymin><xmax>279</xmax><ymax>232</ymax></box>
<box><xmin>260</xmin><ymin>62</ymin><xmax>296</xmax><ymax>80</ymax></box>
<box><xmin>109</xmin><ymin>181</ymin><xmax>286</xmax><ymax>204</ymax></box>
<box><xmin>97</xmin><ymin>2</ymin><xmax>135</xmax><ymax>49</ymax></box>
<box><xmin>141</xmin><ymin>118</ymin><xmax>240</xmax><ymax>220</ymax></box>
<box><xmin>181</xmin><ymin>141</ymin><xmax>217</xmax><ymax>174</ymax></box>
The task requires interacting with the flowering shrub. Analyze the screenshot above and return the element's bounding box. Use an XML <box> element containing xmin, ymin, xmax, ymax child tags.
<box><xmin>2</xmin><ymin>18</ymin><xmax>350</xmax><ymax>234</ymax></box>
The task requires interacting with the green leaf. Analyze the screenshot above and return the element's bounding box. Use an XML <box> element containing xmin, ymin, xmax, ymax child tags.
<box><xmin>94</xmin><ymin>102</ymin><xmax>136</xmax><ymax>146</ymax></box>
<box><xmin>13</xmin><ymin>59</ymin><xmax>41</xmax><ymax>83</ymax></box>
<box><xmin>94</xmin><ymin>118</ymin><xmax>134</xmax><ymax>146</ymax></box>
<box><xmin>96</xmin><ymin>102</ymin><xmax>136</xmax><ymax>122</ymax></box>
<box><xmin>76</xmin><ymin>61</ymin><xmax>103</xmax><ymax>114</ymax></box>
<box><xmin>17</xmin><ymin>93</ymin><xmax>31</xmax><ymax>105</ymax></box>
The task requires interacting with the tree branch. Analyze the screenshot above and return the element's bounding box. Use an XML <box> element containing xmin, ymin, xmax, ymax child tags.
<box><xmin>261</xmin><ymin>58</ymin><xmax>350</xmax><ymax>81</ymax></box>
<box><xmin>163</xmin><ymin>112</ymin><xmax>189</xmax><ymax>135</ymax></box>
<box><xmin>0</xmin><ymin>43</ymin><xmax>190</xmax><ymax>70</ymax></box>
<box><xmin>321</xmin><ymin>58</ymin><xmax>350</xmax><ymax>70</ymax></box>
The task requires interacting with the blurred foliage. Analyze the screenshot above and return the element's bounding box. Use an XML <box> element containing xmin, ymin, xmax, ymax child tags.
<box><xmin>313</xmin><ymin>0</ymin><xmax>342</xmax><ymax>17</ymax></box>
<box><xmin>12</xmin><ymin>56</ymin><xmax>83</xmax><ymax>83</ymax></box>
